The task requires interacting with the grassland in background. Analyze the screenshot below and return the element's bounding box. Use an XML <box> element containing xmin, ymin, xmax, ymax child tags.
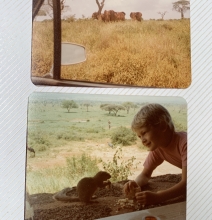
<box><xmin>31</xmin><ymin>19</ymin><xmax>191</xmax><ymax>88</ymax></box>
<box><xmin>26</xmin><ymin>96</ymin><xmax>187</xmax><ymax>194</ymax></box>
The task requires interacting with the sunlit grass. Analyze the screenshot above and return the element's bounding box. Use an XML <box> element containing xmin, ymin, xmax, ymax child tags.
<box><xmin>26</xmin><ymin>101</ymin><xmax>187</xmax><ymax>194</ymax></box>
<box><xmin>31</xmin><ymin>19</ymin><xmax>191</xmax><ymax>88</ymax></box>
<box><xmin>27</xmin><ymin>153</ymin><xmax>100</xmax><ymax>194</ymax></box>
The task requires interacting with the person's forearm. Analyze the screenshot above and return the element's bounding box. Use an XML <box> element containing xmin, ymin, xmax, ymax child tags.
<box><xmin>157</xmin><ymin>180</ymin><xmax>186</xmax><ymax>202</ymax></box>
<box><xmin>134</xmin><ymin>173</ymin><xmax>150</xmax><ymax>187</ymax></box>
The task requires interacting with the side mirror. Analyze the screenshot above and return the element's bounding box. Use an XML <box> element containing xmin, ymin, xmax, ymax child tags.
<box><xmin>41</xmin><ymin>42</ymin><xmax>86</xmax><ymax>78</ymax></box>
<box><xmin>61</xmin><ymin>42</ymin><xmax>86</xmax><ymax>65</ymax></box>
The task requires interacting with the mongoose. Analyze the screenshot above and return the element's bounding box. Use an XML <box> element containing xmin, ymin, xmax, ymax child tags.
<box><xmin>53</xmin><ymin>171</ymin><xmax>111</xmax><ymax>203</ymax></box>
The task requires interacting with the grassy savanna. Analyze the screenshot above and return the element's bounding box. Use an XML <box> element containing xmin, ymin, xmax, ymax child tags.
<box><xmin>26</xmin><ymin>95</ymin><xmax>187</xmax><ymax>194</ymax></box>
<box><xmin>31</xmin><ymin>19</ymin><xmax>191</xmax><ymax>88</ymax></box>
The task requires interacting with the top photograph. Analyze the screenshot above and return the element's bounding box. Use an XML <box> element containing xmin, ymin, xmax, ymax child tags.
<box><xmin>31</xmin><ymin>0</ymin><xmax>191</xmax><ymax>88</ymax></box>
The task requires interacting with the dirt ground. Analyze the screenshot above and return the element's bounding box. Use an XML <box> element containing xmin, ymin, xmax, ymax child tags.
<box><xmin>29</xmin><ymin>174</ymin><xmax>186</xmax><ymax>220</ymax></box>
<box><xmin>27</xmin><ymin>140</ymin><xmax>181</xmax><ymax>179</ymax></box>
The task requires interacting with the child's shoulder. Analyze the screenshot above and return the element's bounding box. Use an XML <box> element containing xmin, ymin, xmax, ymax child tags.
<box><xmin>176</xmin><ymin>131</ymin><xmax>187</xmax><ymax>136</ymax></box>
<box><xmin>175</xmin><ymin>131</ymin><xmax>187</xmax><ymax>144</ymax></box>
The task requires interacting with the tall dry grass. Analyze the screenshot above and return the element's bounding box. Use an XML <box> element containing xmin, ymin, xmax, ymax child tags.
<box><xmin>31</xmin><ymin>19</ymin><xmax>191</xmax><ymax>88</ymax></box>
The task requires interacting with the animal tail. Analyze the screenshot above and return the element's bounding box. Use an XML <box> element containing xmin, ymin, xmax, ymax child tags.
<box><xmin>53</xmin><ymin>187</ymin><xmax>79</xmax><ymax>202</ymax></box>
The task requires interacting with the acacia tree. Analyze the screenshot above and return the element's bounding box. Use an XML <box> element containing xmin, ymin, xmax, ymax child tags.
<box><xmin>172</xmin><ymin>0</ymin><xmax>190</xmax><ymax>19</ymax></box>
<box><xmin>101</xmin><ymin>104</ymin><xmax>125</xmax><ymax>116</ymax></box>
<box><xmin>100</xmin><ymin>103</ymin><xmax>111</xmax><ymax>114</ymax></box>
<box><xmin>61</xmin><ymin>100</ymin><xmax>78</xmax><ymax>112</ymax></box>
<box><xmin>123</xmin><ymin>102</ymin><xmax>134</xmax><ymax>114</ymax></box>
<box><xmin>131</xmin><ymin>103</ymin><xmax>139</xmax><ymax>112</ymax></box>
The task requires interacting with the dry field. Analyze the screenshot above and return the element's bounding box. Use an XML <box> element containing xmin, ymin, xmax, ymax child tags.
<box><xmin>31</xmin><ymin>19</ymin><xmax>191</xmax><ymax>88</ymax></box>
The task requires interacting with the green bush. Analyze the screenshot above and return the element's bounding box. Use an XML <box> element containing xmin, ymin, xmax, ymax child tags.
<box><xmin>37</xmin><ymin>144</ymin><xmax>47</xmax><ymax>152</ymax></box>
<box><xmin>102</xmin><ymin>147</ymin><xmax>140</xmax><ymax>182</ymax></box>
<box><xmin>27</xmin><ymin>153</ymin><xmax>101</xmax><ymax>194</ymax></box>
<box><xmin>111</xmin><ymin>126</ymin><xmax>137</xmax><ymax>146</ymax></box>
<box><xmin>66</xmin><ymin>153</ymin><xmax>100</xmax><ymax>179</ymax></box>
<box><xmin>56</xmin><ymin>131</ymin><xmax>85</xmax><ymax>141</ymax></box>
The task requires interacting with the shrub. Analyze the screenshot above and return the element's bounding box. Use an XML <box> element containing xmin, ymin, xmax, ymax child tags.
<box><xmin>29</xmin><ymin>131</ymin><xmax>51</xmax><ymax>146</ymax></box>
<box><xmin>26</xmin><ymin>153</ymin><xmax>101</xmax><ymax>194</ymax></box>
<box><xmin>37</xmin><ymin>144</ymin><xmax>47</xmax><ymax>152</ymax></box>
<box><xmin>56</xmin><ymin>131</ymin><xmax>85</xmax><ymax>141</ymax></box>
<box><xmin>111</xmin><ymin>126</ymin><xmax>137</xmax><ymax>146</ymax></box>
<box><xmin>66</xmin><ymin>153</ymin><xmax>100</xmax><ymax>179</ymax></box>
<box><xmin>102</xmin><ymin>147</ymin><xmax>140</xmax><ymax>182</ymax></box>
<box><xmin>86</xmin><ymin>128</ymin><xmax>99</xmax><ymax>133</ymax></box>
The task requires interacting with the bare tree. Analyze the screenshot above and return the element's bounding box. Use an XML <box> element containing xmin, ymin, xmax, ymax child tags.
<box><xmin>172</xmin><ymin>0</ymin><xmax>190</xmax><ymax>19</ymax></box>
<box><xmin>158</xmin><ymin>11</ymin><xmax>167</xmax><ymax>20</ymax></box>
<box><xmin>95</xmin><ymin>0</ymin><xmax>105</xmax><ymax>16</ymax></box>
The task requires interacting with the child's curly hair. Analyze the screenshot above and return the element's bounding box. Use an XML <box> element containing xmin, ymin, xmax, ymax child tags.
<box><xmin>131</xmin><ymin>103</ymin><xmax>175</xmax><ymax>132</ymax></box>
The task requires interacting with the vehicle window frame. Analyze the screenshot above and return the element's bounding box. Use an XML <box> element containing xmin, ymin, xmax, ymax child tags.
<box><xmin>31</xmin><ymin>0</ymin><xmax>143</xmax><ymax>88</ymax></box>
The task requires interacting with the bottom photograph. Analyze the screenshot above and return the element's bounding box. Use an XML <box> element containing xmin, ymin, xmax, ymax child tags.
<box><xmin>25</xmin><ymin>92</ymin><xmax>187</xmax><ymax>220</ymax></box>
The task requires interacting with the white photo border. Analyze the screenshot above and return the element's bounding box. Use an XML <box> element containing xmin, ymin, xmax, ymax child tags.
<box><xmin>0</xmin><ymin>0</ymin><xmax>212</xmax><ymax>219</ymax></box>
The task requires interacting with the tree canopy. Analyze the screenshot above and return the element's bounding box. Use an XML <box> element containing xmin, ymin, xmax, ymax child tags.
<box><xmin>101</xmin><ymin>104</ymin><xmax>125</xmax><ymax>116</ymax></box>
<box><xmin>172</xmin><ymin>0</ymin><xmax>190</xmax><ymax>19</ymax></box>
<box><xmin>123</xmin><ymin>102</ymin><xmax>135</xmax><ymax>114</ymax></box>
<box><xmin>61</xmin><ymin>100</ymin><xmax>78</xmax><ymax>112</ymax></box>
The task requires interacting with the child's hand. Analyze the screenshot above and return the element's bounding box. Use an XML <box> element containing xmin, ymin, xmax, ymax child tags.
<box><xmin>123</xmin><ymin>180</ymin><xmax>139</xmax><ymax>196</ymax></box>
<box><xmin>135</xmin><ymin>191</ymin><xmax>160</xmax><ymax>205</ymax></box>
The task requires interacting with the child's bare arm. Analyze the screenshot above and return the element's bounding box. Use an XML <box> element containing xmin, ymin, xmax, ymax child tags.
<box><xmin>135</xmin><ymin>166</ymin><xmax>187</xmax><ymax>205</ymax></box>
<box><xmin>134</xmin><ymin>167</ymin><xmax>153</xmax><ymax>187</ymax></box>
<box><xmin>123</xmin><ymin>167</ymin><xmax>153</xmax><ymax>195</ymax></box>
<box><xmin>156</xmin><ymin>166</ymin><xmax>187</xmax><ymax>201</ymax></box>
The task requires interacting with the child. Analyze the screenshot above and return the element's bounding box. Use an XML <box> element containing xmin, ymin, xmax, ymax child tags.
<box><xmin>123</xmin><ymin>103</ymin><xmax>187</xmax><ymax>205</ymax></box>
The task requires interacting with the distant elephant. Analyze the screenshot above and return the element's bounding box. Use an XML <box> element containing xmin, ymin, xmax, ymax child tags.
<box><xmin>103</xmin><ymin>10</ymin><xmax>117</xmax><ymax>22</ymax></box>
<box><xmin>130</xmin><ymin>12</ymin><xmax>142</xmax><ymax>21</ymax></box>
<box><xmin>92</xmin><ymin>12</ymin><xmax>105</xmax><ymax>21</ymax></box>
<box><xmin>92</xmin><ymin>12</ymin><xmax>98</xmax><ymax>20</ymax></box>
<box><xmin>115</xmin><ymin>12</ymin><xmax>126</xmax><ymax>21</ymax></box>
<box><xmin>100</xmin><ymin>13</ymin><xmax>105</xmax><ymax>21</ymax></box>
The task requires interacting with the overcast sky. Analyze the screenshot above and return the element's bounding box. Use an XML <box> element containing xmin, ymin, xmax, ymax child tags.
<box><xmin>64</xmin><ymin>0</ymin><xmax>190</xmax><ymax>20</ymax></box>
<box><xmin>29</xmin><ymin>92</ymin><xmax>187</xmax><ymax>105</ymax></box>
<box><xmin>36</xmin><ymin>0</ymin><xmax>190</xmax><ymax>20</ymax></box>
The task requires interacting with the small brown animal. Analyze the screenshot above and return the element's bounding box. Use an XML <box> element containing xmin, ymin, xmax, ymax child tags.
<box><xmin>53</xmin><ymin>171</ymin><xmax>111</xmax><ymax>203</ymax></box>
<box><xmin>27</xmin><ymin>145</ymin><xmax>35</xmax><ymax>157</ymax></box>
